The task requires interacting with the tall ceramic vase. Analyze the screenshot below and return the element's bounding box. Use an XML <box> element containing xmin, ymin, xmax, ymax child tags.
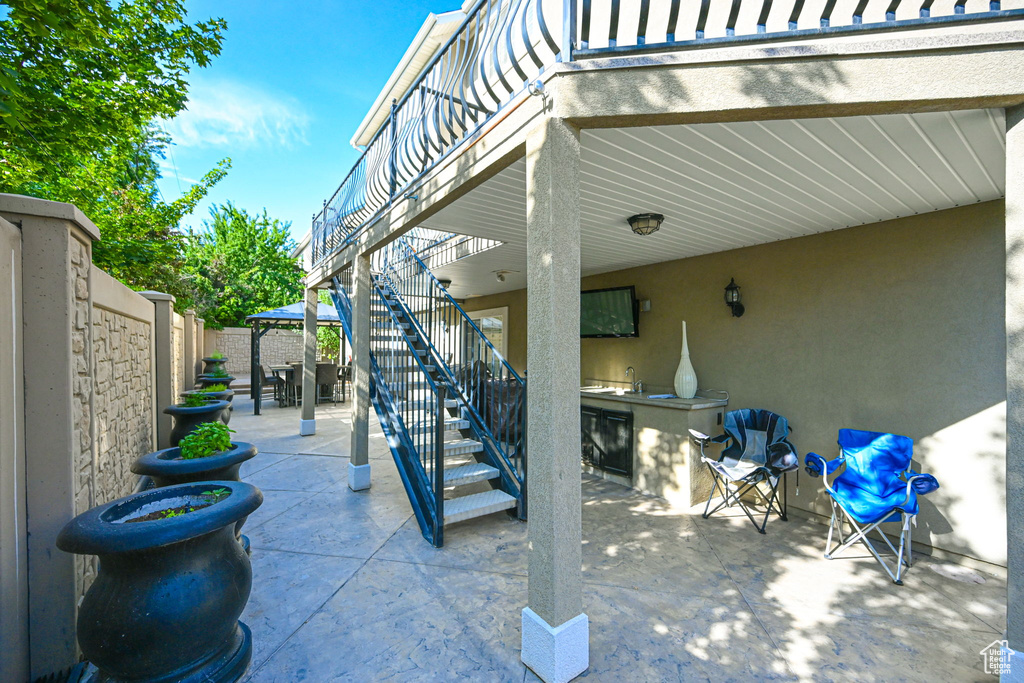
<box><xmin>673</xmin><ymin>321</ymin><xmax>698</xmax><ymax>399</ymax></box>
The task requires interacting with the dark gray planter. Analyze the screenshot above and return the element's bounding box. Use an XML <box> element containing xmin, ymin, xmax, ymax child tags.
<box><xmin>197</xmin><ymin>374</ymin><xmax>236</xmax><ymax>390</ymax></box>
<box><xmin>56</xmin><ymin>481</ymin><xmax>263</xmax><ymax>683</ymax></box>
<box><xmin>164</xmin><ymin>400</ymin><xmax>230</xmax><ymax>446</ymax></box>
<box><xmin>131</xmin><ymin>442</ymin><xmax>256</xmax><ymax>487</ymax></box>
<box><xmin>202</xmin><ymin>356</ymin><xmax>228</xmax><ymax>375</ymax></box>
<box><xmin>180</xmin><ymin>389</ymin><xmax>234</xmax><ymax>424</ymax></box>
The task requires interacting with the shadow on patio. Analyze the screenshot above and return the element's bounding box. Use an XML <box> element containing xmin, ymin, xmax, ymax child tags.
<box><xmin>232</xmin><ymin>396</ymin><xmax>1005</xmax><ymax>682</ymax></box>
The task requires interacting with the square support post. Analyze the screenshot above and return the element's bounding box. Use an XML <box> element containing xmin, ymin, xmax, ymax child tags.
<box><xmin>1006</xmin><ymin>104</ymin><xmax>1024</xmax><ymax>680</ymax></box>
<box><xmin>521</xmin><ymin>117</ymin><xmax>588</xmax><ymax>683</ymax></box>
<box><xmin>1</xmin><ymin>195</ymin><xmax>100</xmax><ymax>679</ymax></box>
<box><xmin>300</xmin><ymin>287</ymin><xmax>317</xmax><ymax>435</ymax></box>
<box><xmin>348</xmin><ymin>255</ymin><xmax>372</xmax><ymax>490</ymax></box>
<box><xmin>183</xmin><ymin>309</ymin><xmax>196</xmax><ymax>389</ymax></box>
<box><xmin>141</xmin><ymin>291</ymin><xmax>176</xmax><ymax>449</ymax></box>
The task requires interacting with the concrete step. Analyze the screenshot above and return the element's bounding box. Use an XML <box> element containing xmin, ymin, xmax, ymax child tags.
<box><xmin>418</xmin><ymin>439</ymin><xmax>483</xmax><ymax>457</ymax></box>
<box><xmin>407</xmin><ymin>417</ymin><xmax>470</xmax><ymax>435</ymax></box>
<box><xmin>444</xmin><ymin>489</ymin><xmax>517</xmax><ymax>524</ymax></box>
<box><xmin>396</xmin><ymin>398</ymin><xmax>459</xmax><ymax>410</ymax></box>
<box><xmin>443</xmin><ymin>462</ymin><xmax>500</xmax><ymax>487</ymax></box>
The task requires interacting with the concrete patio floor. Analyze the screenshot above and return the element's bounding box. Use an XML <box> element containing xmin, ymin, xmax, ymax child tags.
<box><xmin>232</xmin><ymin>396</ymin><xmax>1007</xmax><ymax>682</ymax></box>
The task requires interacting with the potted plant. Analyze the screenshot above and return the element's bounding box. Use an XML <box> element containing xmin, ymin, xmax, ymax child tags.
<box><xmin>132</xmin><ymin>423</ymin><xmax>255</xmax><ymax>487</ymax></box>
<box><xmin>197</xmin><ymin>365</ymin><xmax>236</xmax><ymax>390</ymax></box>
<box><xmin>181</xmin><ymin>383</ymin><xmax>234</xmax><ymax>424</ymax></box>
<box><xmin>56</xmin><ymin>481</ymin><xmax>262</xmax><ymax>683</ymax></box>
<box><xmin>202</xmin><ymin>349</ymin><xmax>228</xmax><ymax>375</ymax></box>
<box><xmin>164</xmin><ymin>394</ymin><xmax>230</xmax><ymax>445</ymax></box>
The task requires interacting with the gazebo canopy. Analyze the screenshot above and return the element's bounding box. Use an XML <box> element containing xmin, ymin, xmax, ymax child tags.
<box><xmin>246</xmin><ymin>302</ymin><xmax>342</xmax><ymax>326</ymax></box>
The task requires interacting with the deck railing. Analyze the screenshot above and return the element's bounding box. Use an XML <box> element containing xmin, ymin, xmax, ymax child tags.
<box><xmin>311</xmin><ymin>0</ymin><xmax>1015</xmax><ymax>267</ymax></box>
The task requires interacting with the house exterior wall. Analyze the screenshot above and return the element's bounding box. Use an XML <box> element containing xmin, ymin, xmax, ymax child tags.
<box><xmin>464</xmin><ymin>200</ymin><xmax>1007</xmax><ymax>567</ymax></box>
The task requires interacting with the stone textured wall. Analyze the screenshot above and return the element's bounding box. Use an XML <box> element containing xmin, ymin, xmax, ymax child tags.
<box><xmin>92</xmin><ymin>308</ymin><xmax>153</xmax><ymax>504</ymax></box>
<box><xmin>207</xmin><ymin>327</ymin><xmax>304</xmax><ymax>375</ymax></box>
<box><xmin>172</xmin><ymin>319</ymin><xmax>183</xmax><ymax>396</ymax></box>
<box><xmin>69</xmin><ymin>238</ymin><xmax>96</xmax><ymax>602</ymax></box>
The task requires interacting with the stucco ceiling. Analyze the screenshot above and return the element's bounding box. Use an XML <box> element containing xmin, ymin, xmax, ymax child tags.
<box><xmin>419</xmin><ymin>108</ymin><xmax>1006</xmax><ymax>300</ymax></box>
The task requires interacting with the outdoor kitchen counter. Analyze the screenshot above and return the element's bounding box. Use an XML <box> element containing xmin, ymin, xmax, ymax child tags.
<box><xmin>580</xmin><ymin>388</ymin><xmax>728</xmax><ymax>508</ymax></box>
<box><xmin>578</xmin><ymin>388</ymin><xmax>728</xmax><ymax>411</ymax></box>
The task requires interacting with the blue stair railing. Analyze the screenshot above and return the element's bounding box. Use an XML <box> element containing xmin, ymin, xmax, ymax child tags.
<box><xmin>329</xmin><ymin>274</ymin><xmax>447</xmax><ymax>546</ymax></box>
<box><xmin>375</xmin><ymin>237</ymin><xmax>527</xmax><ymax>517</ymax></box>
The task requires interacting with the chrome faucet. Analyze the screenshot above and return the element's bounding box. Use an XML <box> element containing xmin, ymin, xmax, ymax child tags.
<box><xmin>625</xmin><ymin>366</ymin><xmax>643</xmax><ymax>393</ymax></box>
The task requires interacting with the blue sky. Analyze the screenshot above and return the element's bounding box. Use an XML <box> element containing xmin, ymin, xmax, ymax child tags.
<box><xmin>157</xmin><ymin>0</ymin><xmax>457</xmax><ymax>242</ymax></box>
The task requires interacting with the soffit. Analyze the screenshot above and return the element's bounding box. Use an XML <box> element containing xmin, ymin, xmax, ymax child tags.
<box><xmin>420</xmin><ymin>109</ymin><xmax>1006</xmax><ymax>299</ymax></box>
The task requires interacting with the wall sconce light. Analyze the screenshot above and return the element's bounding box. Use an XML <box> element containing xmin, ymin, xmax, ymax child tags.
<box><xmin>627</xmin><ymin>213</ymin><xmax>664</xmax><ymax>236</ymax></box>
<box><xmin>438</xmin><ymin>278</ymin><xmax>452</xmax><ymax>289</ymax></box>
<box><xmin>724</xmin><ymin>278</ymin><xmax>744</xmax><ymax>317</ymax></box>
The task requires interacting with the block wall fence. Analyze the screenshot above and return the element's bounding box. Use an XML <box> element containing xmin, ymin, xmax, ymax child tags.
<box><xmin>205</xmin><ymin>326</ymin><xmax>304</xmax><ymax>375</ymax></box>
<box><xmin>0</xmin><ymin>195</ymin><xmax>207</xmax><ymax>682</ymax></box>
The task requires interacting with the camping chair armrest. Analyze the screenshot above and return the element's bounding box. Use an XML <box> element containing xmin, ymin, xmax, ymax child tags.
<box><xmin>804</xmin><ymin>453</ymin><xmax>844</xmax><ymax>494</ymax></box>
<box><xmin>688</xmin><ymin>430</ymin><xmax>730</xmax><ymax>460</ymax></box>
<box><xmin>900</xmin><ymin>472</ymin><xmax>940</xmax><ymax>507</ymax></box>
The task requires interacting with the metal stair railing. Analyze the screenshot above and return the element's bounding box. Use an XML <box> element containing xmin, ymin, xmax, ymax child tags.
<box><xmin>329</xmin><ymin>275</ymin><xmax>448</xmax><ymax>546</ymax></box>
<box><xmin>374</xmin><ymin>238</ymin><xmax>526</xmax><ymax>516</ymax></box>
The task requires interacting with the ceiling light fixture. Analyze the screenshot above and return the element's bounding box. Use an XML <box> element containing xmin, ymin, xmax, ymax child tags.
<box><xmin>628</xmin><ymin>213</ymin><xmax>664</xmax><ymax>236</ymax></box>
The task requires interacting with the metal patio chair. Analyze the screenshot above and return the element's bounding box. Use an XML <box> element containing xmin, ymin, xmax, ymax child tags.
<box><xmin>805</xmin><ymin>429</ymin><xmax>939</xmax><ymax>585</ymax></box>
<box><xmin>689</xmin><ymin>409</ymin><xmax>799</xmax><ymax>534</ymax></box>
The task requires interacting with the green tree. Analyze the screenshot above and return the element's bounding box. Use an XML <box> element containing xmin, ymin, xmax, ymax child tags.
<box><xmin>1</xmin><ymin>0</ymin><xmax>226</xmax><ymax>185</ymax></box>
<box><xmin>0</xmin><ymin>0</ymin><xmax>229</xmax><ymax>302</ymax></box>
<box><xmin>184</xmin><ymin>203</ymin><xmax>305</xmax><ymax>328</ymax></box>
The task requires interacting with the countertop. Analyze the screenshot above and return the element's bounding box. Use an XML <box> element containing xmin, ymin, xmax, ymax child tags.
<box><xmin>580</xmin><ymin>388</ymin><xmax>727</xmax><ymax>411</ymax></box>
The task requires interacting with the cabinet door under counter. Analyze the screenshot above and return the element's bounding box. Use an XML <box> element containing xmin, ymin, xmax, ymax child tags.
<box><xmin>580</xmin><ymin>390</ymin><xmax>728</xmax><ymax>506</ymax></box>
<box><xmin>580</xmin><ymin>405</ymin><xmax>633</xmax><ymax>477</ymax></box>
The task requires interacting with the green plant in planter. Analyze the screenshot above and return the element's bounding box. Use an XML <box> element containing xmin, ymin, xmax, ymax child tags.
<box><xmin>209</xmin><ymin>350</ymin><xmax>225</xmax><ymax>360</ymax></box>
<box><xmin>207</xmin><ymin>366</ymin><xmax>230</xmax><ymax>378</ymax></box>
<box><xmin>179</xmin><ymin>422</ymin><xmax>235</xmax><ymax>460</ymax></box>
<box><xmin>180</xmin><ymin>393</ymin><xmax>212</xmax><ymax>408</ymax></box>
<box><xmin>200</xmin><ymin>383</ymin><xmax>228</xmax><ymax>393</ymax></box>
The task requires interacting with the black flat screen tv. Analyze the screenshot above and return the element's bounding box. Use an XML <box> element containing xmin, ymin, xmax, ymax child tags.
<box><xmin>580</xmin><ymin>286</ymin><xmax>639</xmax><ymax>338</ymax></box>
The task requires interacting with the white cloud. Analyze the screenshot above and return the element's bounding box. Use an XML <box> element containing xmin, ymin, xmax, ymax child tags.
<box><xmin>164</xmin><ymin>79</ymin><xmax>310</xmax><ymax>149</ymax></box>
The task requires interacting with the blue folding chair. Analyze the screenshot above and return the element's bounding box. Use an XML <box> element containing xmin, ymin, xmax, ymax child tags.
<box><xmin>805</xmin><ymin>429</ymin><xmax>939</xmax><ymax>585</ymax></box>
<box><xmin>690</xmin><ymin>409</ymin><xmax>799</xmax><ymax>534</ymax></box>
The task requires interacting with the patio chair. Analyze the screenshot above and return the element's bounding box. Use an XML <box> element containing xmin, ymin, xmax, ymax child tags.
<box><xmin>805</xmin><ymin>429</ymin><xmax>939</xmax><ymax>585</ymax></box>
<box><xmin>315</xmin><ymin>362</ymin><xmax>338</xmax><ymax>405</ymax></box>
<box><xmin>689</xmin><ymin>409</ymin><xmax>799</xmax><ymax>534</ymax></box>
<box><xmin>258</xmin><ymin>365</ymin><xmax>284</xmax><ymax>407</ymax></box>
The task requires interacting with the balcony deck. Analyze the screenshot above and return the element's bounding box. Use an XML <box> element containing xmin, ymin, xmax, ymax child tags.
<box><xmin>233</xmin><ymin>397</ymin><xmax>1005</xmax><ymax>681</ymax></box>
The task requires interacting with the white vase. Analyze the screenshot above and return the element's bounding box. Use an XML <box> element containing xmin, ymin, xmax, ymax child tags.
<box><xmin>674</xmin><ymin>321</ymin><xmax>698</xmax><ymax>399</ymax></box>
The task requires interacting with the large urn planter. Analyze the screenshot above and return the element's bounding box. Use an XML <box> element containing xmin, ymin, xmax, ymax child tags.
<box><xmin>164</xmin><ymin>400</ymin><xmax>230</xmax><ymax>446</ymax></box>
<box><xmin>197</xmin><ymin>374</ymin><xmax>236</xmax><ymax>390</ymax></box>
<box><xmin>202</xmin><ymin>356</ymin><xmax>228</xmax><ymax>375</ymax></box>
<box><xmin>56</xmin><ymin>481</ymin><xmax>263</xmax><ymax>683</ymax></box>
<box><xmin>181</xmin><ymin>388</ymin><xmax>235</xmax><ymax>424</ymax></box>
<box><xmin>132</xmin><ymin>441</ymin><xmax>256</xmax><ymax>487</ymax></box>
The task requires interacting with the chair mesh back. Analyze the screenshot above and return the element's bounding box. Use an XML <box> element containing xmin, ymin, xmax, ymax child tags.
<box><xmin>722</xmin><ymin>409</ymin><xmax>791</xmax><ymax>467</ymax></box>
<box><xmin>837</xmin><ymin>429</ymin><xmax>913</xmax><ymax>498</ymax></box>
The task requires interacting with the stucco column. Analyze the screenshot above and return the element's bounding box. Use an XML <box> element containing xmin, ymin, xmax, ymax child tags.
<box><xmin>1006</xmin><ymin>104</ymin><xmax>1024</xmax><ymax>680</ymax></box>
<box><xmin>183</xmin><ymin>309</ymin><xmax>196</xmax><ymax>389</ymax></box>
<box><xmin>300</xmin><ymin>287</ymin><xmax>317</xmax><ymax>435</ymax></box>
<box><xmin>521</xmin><ymin>117</ymin><xmax>588</xmax><ymax>683</ymax></box>
<box><xmin>0</xmin><ymin>195</ymin><xmax>100</xmax><ymax>678</ymax></box>
<box><xmin>348</xmin><ymin>254</ymin><xmax>371</xmax><ymax>490</ymax></box>
<box><xmin>141</xmin><ymin>292</ymin><xmax>176</xmax><ymax>449</ymax></box>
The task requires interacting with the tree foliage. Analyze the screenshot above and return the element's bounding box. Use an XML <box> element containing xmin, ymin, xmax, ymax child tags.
<box><xmin>1</xmin><ymin>0</ymin><xmax>226</xmax><ymax>184</ymax></box>
<box><xmin>0</xmin><ymin>0</ymin><xmax>230</xmax><ymax>302</ymax></box>
<box><xmin>184</xmin><ymin>203</ymin><xmax>305</xmax><ymax>329</ymax></box>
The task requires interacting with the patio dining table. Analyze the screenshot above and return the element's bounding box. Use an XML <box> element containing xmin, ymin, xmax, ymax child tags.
<box><xmin>270</xmin><ymin>365</ymin><xmax>297</xmax><ymax>407</ymax></box>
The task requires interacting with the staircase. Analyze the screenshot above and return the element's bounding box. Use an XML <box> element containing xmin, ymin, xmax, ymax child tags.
<box><xmin>329</xmin><ymin>237</ymin><xmax>525</xmax><ymax>547</ymax></box>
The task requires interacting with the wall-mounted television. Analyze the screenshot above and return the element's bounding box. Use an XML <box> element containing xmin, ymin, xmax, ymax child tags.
<box><xmin>581</xmin><ymin>286</ymin><xmax>639</xmax><ymax>338</ymax></box>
